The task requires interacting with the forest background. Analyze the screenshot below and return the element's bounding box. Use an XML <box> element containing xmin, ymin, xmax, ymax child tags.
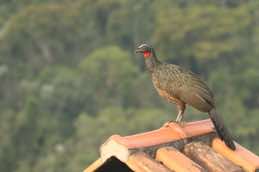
<box><xmin>0</xmin><ymin>0</ymin><xmax>259</xmax><ymax>171</ymax></box>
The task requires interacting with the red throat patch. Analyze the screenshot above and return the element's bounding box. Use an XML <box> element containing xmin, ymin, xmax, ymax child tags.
<box><xmin>143</xmin><ymin>51</ymin><xmax>151</xmax><ymax>58</ymax></box>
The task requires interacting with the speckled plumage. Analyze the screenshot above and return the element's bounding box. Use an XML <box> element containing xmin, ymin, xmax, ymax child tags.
<box><xmin>136</xmin><ymin>43</ymin><xmax>236</xmax><ymax>150</ymax></box>
<box><xmin>152</xmin><ymin>63</ymin><xmax>214</xmax><ymax>112</ymax></box>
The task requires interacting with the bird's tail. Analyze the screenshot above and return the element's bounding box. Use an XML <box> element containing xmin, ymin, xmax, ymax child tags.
<box><xmin>209</xmin><ymin>108</ymin><xmax>236</xmax><ymax>150</ymax></box>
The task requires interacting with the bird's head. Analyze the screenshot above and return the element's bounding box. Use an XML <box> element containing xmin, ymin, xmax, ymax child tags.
<box><xmin>135</xmin><ymin>43</ymin><xmax>154</xmax><ymax>58</ymax></box>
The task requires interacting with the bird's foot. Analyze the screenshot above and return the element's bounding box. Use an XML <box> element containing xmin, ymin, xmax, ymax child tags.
<box><xmin>163</xmin><ymin>120</ymin><xmax>186</xmax><ymax>127</ymax></box>
<box><xmin>176</xmin><ymin>121</ymin><xmax>186</xmax><ymax>127</ymax></box>
<box><xmin>163</xmin><ymin>120</ymin><xmax>174</xmax><ymax>127</ymax></box>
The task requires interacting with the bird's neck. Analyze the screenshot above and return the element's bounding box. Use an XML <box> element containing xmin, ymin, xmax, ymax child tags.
<box><xmin>144</xmin><ymin>49</ymin><xmax>161</xmax><ymax>73</ymax></box>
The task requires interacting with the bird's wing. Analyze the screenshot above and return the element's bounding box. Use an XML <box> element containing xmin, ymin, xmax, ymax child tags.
<box><xmin>162</xmin><ymin>65</ymin><xmax>215</xmax><ymax>112</ymax></box>
<box><xmin>179</xmin><ymin>70</ymin><xmax>215</xmax><ymax>111</ymax></box>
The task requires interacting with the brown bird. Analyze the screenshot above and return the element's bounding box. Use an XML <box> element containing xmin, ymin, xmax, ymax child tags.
<box><xmin>136</xmin><ymin>43</ymin><xmax>236</xmax><ymax>150</ymax></box>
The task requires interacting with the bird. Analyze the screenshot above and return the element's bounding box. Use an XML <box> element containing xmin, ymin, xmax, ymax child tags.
<box><xmin>135</xmin><ymin>43</ymin><xmax>236</xmax><ymax>150</ymax></box>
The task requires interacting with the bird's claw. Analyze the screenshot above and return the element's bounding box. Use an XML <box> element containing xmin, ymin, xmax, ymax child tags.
<box><xmin>163</xmin><ymin>120</ymin><xmax>186</xmax><ymax>127</ymax></box>
<box><xmin>163</xmin><ymin>120</ymin><xmax>174</xmax><ymax>127</ymax></box>
<box><xmin>177</xmin><ymin>121</ymin><xmax>186</xmax><ymax>127</ymax></box>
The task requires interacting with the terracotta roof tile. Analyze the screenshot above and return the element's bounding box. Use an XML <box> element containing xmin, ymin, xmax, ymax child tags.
<box><xmin>84</xmin><ymin>120</ymin><xmax>259</xmax><ymax>172</ymax></box>
<box><xmin>212</xmin><ymin>138</ymin><xmax>259</xmax><ymax>172</ymax></box>
<box><xmin>184</xmin><ymin>142</ymin><xmax>243</xmax><ymax>172</ymax></box>
<box><xmin>156</xmin><ymin>147</ymin><xmax>204</xmax><ymax>172</ymax></box>
<box><xmin>104</xmin><ymin>119</ymin><xmax>213</xmax><ymax>150</ymax></box>
<box><xmin>126</xmin><ymin>152</ymin><xmax>171</xmax><ymax>172</ymax></box>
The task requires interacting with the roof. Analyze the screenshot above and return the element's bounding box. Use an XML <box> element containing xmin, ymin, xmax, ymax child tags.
<box><xmin>84</xmin><ymin>119</ymin><xmax>259</xmax><ymax>172</ymax></box>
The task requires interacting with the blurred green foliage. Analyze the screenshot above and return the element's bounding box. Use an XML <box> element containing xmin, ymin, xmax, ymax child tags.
<box><xmin>0</xmin><ymin>0</ymin><xmax>259</xmax><ymax>171</ymax></box>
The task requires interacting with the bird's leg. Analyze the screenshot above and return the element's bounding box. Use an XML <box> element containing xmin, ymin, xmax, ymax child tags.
<box><xmin>175</xmin><ymin>102</ymin><xmax>186</xmax><ymax>124</ymax></box>
<box><xmin>164</xmin><ymin>101</ymin><xmax>186</xmax><ymax>127</ymax></box>
<box><xmin>175</xmin><ymin>110</ymin><xmax>184</xmax><ymax>122</ymax></box>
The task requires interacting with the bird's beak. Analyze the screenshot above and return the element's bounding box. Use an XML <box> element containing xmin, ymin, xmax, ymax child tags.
<box><xmin>135</xmin><ymin>48</ymin><xmax>143</xmax><ymax>53</ymax></box>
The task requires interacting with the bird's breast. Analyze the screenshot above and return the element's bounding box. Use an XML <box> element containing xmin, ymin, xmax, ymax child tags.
<box><xmin>152</xmin><ymin>73</ymin><xmax>179</xmax><ymax>103</ymax></box>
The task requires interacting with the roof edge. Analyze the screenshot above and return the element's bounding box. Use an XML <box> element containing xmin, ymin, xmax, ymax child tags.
<box><xmin>100</xmin><ymin>119</ymin><xmax>214</xmax><ymax>163</ymax></box>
